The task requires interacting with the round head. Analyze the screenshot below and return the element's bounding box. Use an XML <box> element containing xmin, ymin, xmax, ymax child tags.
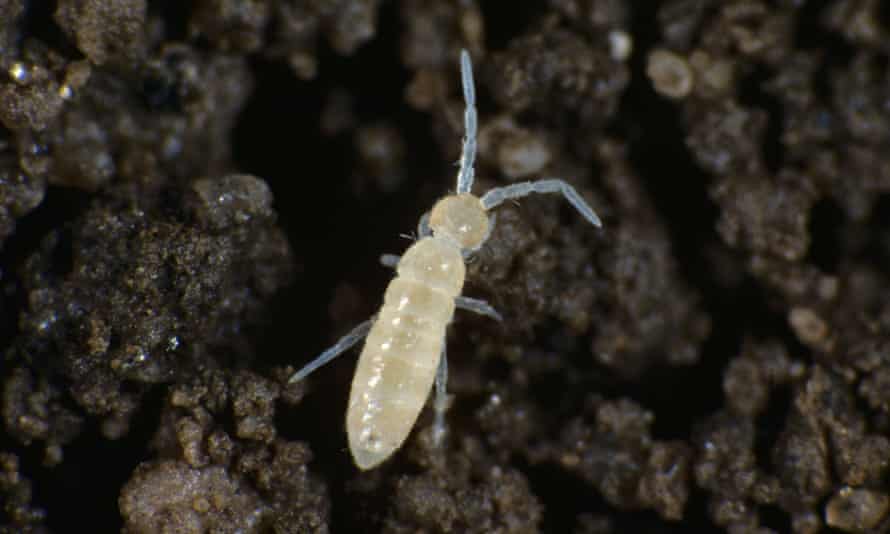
<box><xmin>429</xmin><ymin>193</ymin><xmax>489</xmax><ymax>250</ymax></box>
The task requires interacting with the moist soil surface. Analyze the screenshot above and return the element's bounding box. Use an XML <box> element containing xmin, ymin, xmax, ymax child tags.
<box><xmin>3</xmin><ymin>1</ymin><xmax>890</xmax><ymax>533</ymax></box>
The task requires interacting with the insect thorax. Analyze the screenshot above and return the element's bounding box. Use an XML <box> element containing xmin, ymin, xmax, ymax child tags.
<box><xmin>396</xmin><ymin>237</ymin><xmax>466</xmax><ymax>296</ymax></box>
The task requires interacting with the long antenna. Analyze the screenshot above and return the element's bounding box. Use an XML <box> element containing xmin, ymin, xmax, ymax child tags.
<box><xmin>456</xmin><ymin>50</ymin><xmax>477</xmax><ymax>194</ymax></box>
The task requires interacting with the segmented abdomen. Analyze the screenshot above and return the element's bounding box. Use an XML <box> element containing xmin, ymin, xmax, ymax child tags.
<box><xmin>346</xmin><ymin>237</ymin><xmax>463</xmax><ymax>469</ymax></box>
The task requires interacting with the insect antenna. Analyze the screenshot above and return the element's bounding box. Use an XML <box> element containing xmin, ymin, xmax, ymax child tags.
<box><xmin>456</xmin><ymin>50</ymin><xmax>478</xmax><ymax>195</ymax></box>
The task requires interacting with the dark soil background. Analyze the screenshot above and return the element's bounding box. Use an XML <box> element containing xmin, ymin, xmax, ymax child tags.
<box><xmin>3</xmin><ymin>0</ymin><xmax>890</xmax><ymax>532</ymax></box>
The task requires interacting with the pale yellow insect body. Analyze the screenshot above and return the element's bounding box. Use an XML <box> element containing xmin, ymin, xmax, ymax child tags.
<box><xmin>288</xmin><ymin>51</ymin><xmax>602</xmax><ymax>470</ymax></box>
<box><xmin>347</xmin><ymin>195</ymin><xmax>487</xmax><ymax>469</ymax></box>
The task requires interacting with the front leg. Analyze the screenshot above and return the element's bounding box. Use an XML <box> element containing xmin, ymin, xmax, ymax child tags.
<box><xmin>380</xmin><ymin>254</ymin><xmax>400</xmax><ymax>269</ymax></box>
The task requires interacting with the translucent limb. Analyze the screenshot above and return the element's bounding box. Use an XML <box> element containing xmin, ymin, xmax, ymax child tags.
<box><xmin>379</xmin><ymin>254</ymin><xmax>400</xmax><ymax>269</ymax></box>
<box><xmin>480</xmin><ymin>178</ymin><xmax>603</xmax><ymax>228</ymax></box>
<box><xmin>456</xmin><ymin>49</ymin><xmax>478</xmax><ymax>194</ymax></box>
<box><xmin>418</xmin><ymin>211</ymin><xmax>432</xmax><ymax>238</ymax></box>
<box><xmin>455</xmin><ymin>296</ymin><xmax>502</xmax><ymax>322</ymax></box>
<box><xmin>432</xmin><ymin>344</ymin><xmax>450</xmax><ymax>446</ymax></box>
<box><xmin>287</xmin><ymin>318</ymin><xmax>374</xmax><ymax>383</ymax></box>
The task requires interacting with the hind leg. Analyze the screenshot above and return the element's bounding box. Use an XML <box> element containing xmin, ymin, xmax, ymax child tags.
<box><xmin>432</xmin><ymin>345</ymin><xmax>451</xmax><ymax>446</ymax></box>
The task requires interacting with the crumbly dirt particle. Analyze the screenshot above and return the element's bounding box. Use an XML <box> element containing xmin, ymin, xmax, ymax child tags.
<box><xmin>3</xmin><ymin>1</ymin><xmax>890</xmax><ymax>532</ymax></box>
<box><xmin>119</xmin><ymin>460</ymin><xmax>268</xmax><ymax>534</ymax></box>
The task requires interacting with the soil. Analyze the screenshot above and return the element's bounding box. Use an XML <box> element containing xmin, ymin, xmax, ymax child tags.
<box><xmin>3</xmin><ymin>1</ymin><xmax>890</xmax><ymax>533</ymax></box>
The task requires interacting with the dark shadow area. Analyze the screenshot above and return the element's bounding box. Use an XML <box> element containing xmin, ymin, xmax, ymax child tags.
<box><xmin>0</xmin><ymin>186</ymin><xmax>90</xmax><ymax>355</ymax></box>
<box><xmin>32</xmin><ymin>387</ymin><xmax>163</xmax><ymax>532</ymax></box>
<box><xmin>807</xmin><ymin>198</ymin><xmax>844</xmax><ymax>274</ymax></box>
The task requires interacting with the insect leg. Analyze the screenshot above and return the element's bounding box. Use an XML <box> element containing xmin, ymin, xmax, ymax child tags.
<box><xmin>417</xmin><ymin>211</ymin><xmax>432</xmax><ymax>238</ymax></box>
<box><xmin>432</xmin><ymin>344</ymin><xmax>450</xmax><ymax>446</ymax></box>
<box><xmin>380</xmin><ymin>209</ymin><xmax>433</xmax><ymax>268</ymax></box>
<box><xmin>287</xmin><ymin>318</ymin><xmax>375</xmax><ymax>383</ymax></box>
<box><xmin>480</xmin><ymin>178</ymin><xmax>603</xmax><ymax>228</ymax></box>
<box><xmin>455</xmin><ymin>295</ymin><xmax>502</xmax><ymax>322</ymax></box>
<box><xmin>379</xmin><ymin>254</ymin><xmax>400</xmax><ymax>269</ymax></box>
<box><xmin>456</xmin><ymin>49</ymin><xmax>478</xmax><ymax>195</ymax></box>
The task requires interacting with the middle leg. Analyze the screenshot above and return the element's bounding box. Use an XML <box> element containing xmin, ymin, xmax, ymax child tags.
<box><xmin>456</xmin><ymin>295</ymin><xmax>502</xmax><ymax>322</ymax></box>
<box><xmin>288</xmin><ymin>318</ymin><xmax>374</xmax><ymax>383</ymax></box>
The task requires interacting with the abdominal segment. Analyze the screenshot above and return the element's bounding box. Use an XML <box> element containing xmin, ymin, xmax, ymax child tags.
<box><xmin>346</xmin><ymin>277</ymin><xmax>454</xmax><ymax>469</ymax></box>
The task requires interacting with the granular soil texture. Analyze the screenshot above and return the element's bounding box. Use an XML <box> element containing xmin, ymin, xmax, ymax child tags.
<box><xmin>3</xmin><ymin>1</ymin><xmax>890</xmax><ymax>533</ymax></box>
